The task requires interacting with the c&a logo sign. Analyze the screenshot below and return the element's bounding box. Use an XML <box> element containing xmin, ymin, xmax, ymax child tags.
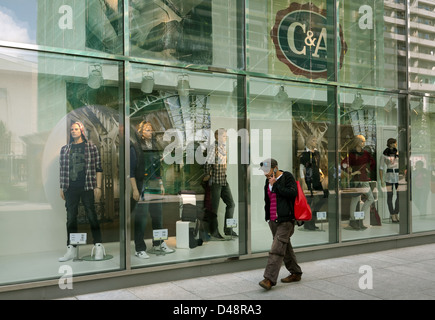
<box><xmin>271</xmin><ymin>2</ymin><xmax>347</xmax><ymax>79</ymax></box>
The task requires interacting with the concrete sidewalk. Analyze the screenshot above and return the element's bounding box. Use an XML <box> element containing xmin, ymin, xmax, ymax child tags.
<box><xmin>59</xmin><ymin>243</ymin><xmax>435</xmax><ymax>300</ymax></box>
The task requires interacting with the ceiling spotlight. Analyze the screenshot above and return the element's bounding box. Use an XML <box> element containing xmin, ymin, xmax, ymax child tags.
<box><xmin>351</xmin><ymin>92</ymin><xmax>364</xmax><ymax>109</ymax></box>
<box><xmin>384</xmin><ymin>97</ymin><xmax>396</xmax><ymax>113</ymax></box>
<box><xmin>88</xmin><ymin>64</ymin><xmax>103</xmax><ymax>89</ymax></box>
<box><xmin>141</xmin><ymin>70</ymin><xmax>154</xmax><ymax>94</ymax></box>
<box><xmin>274</xmin><ymin>85</ymin><xmax>289</xmax><ymax>103</ymax></box>
<box><xmin>177</xmin><ymin>74</ymin><xmax>190</xmax><ymax>97</ymax></box>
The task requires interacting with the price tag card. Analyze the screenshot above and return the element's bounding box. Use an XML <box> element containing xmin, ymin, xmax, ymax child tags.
<box><xmin>70</xmin><ymin>233</ymin><xmax>87</xmax><ymax>245</ymax></box>
<box><xmin>153</xmin><ymin>229</ymin><xmax>168</xmax><ymax>241</ymax></box>
<box><xmin>354</xmin><ymin>211</ymin><xmax>365</xmax><ymax>220</ymax></box>
<box><xmin>317</xmin><ymin>211</ymin><xmax>327</xmax><ymax>220</ymax></box>
<box><xmin>226</xmin><ymin>218</ymin><xmax>237</xmax><ymax>228</ymax></box>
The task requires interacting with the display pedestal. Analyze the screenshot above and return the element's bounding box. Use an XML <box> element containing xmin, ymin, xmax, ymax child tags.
<box><xmin>176</xmin><ymin>220</ymin><xmax>196</xmax><ymax>249</ymax></box>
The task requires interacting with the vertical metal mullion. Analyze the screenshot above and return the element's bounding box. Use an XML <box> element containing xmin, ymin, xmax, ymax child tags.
<box><xmin>404</xmin><ymin>1</ymin><xmax>411</xmax><ymax>235</ymax></box>
<box><xmin>325</xmin><ymin>0</ymin><xmax>340</xmax><ymax>243</ymax></box>
<box><xmin>121</xmin><ymin>0</ymin><xmax>131</xmax><ymax>271</ymax></box>
<box><xmin>236</xmin><ymin>0</ymin><xmax>249</xmax><ymax>255</ymax></box>
<box><xmin>405</xmin><ymin>94</ymin><xmax>412</xmax><ymax>235</ymax></box>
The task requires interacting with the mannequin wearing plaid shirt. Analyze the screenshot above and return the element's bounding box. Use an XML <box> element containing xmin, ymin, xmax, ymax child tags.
<box><xmin>203</xmin><ymin>129</ymin><xmax>236</xmax><ymax>239</ymax></box>
<box><xmin>58</xmin><ymin>121</ymin><xmax>104</xmax><ymax>262</ymax></box>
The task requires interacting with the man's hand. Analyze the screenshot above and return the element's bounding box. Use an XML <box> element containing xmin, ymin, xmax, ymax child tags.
<box><xmin>268</xmin><ymin>172</ymin><xmax>277</xmax><ymax>186</ymax></box>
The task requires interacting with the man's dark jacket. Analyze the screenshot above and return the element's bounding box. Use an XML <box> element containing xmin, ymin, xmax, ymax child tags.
<box><xmin>263</xmin><ymin>170</ymin><xmax>298</xmax><ymax>222</ymax></box>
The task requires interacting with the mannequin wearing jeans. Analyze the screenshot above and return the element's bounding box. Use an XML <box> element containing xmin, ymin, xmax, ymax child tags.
<box><xmin>130</xmin><ymin>120</ymin><xmax>174</xmax><ymax>257</ymax></box>
<box><xmin>203</xmin><ymin>128</ymin><xmax>236</xmax><ymax>239</ymax></box>
<box><xmin>379</xmin><ymin>138</ymin><xmax>400</xmax><ymax>223</ymax></box>
<box><xmin>59</xmin><ymin>121</ymin><xmax>105</xmax><ymax>261</ymax></box>
<box><xmin>341</xmin><ymin>135</ymin><xmax>376</xmax><ymax>230</ymax></box>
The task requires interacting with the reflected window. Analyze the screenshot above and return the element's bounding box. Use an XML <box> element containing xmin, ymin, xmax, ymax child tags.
<box><xmin>129</xmin><ymin>0</ymin><xmax>240</xmax><ymax>69</ymax></box>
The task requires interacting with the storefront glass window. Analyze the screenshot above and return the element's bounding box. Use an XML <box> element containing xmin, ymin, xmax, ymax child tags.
<box><xmin>0</xmin><ymin>0</ymin><xmax>123</xmax><ymax>54</ymax></box>
<box><xmin>338</xmin><ymin>88</ymin><xmax>407</xmax><ymax>241</ymax></box>
<box><xmin>129</xmin><ymin>0</ymin><xmax>242</xmax><ymax>69</ymax></box>
<box><xmin>127</xmin><ymin>64</ymin><xmax>242</xmax><ymax>266</ymax></box>
<box><xmin>409</xmin><ymin>1</ymin><xmax>435</xmax><ymax>95</ymax></box>
<box><xmin>249</xmin><ymin>77</ymin><xmax>337</xmax><ymax>253</ymax></box>
<box><xmin>247</xmin><ymin>0</ymin><xmax>338</xmax><ymax>82</ymax></box>
<box><xmin>339</xmin><ymin>1</ymin><xmax>406</xmax><ymax>90</ymax></box>
<box><xmin>0</xmin><ymin>47</ymin><xmax>123</xmax><ymax>285</ymax></box>
<box><xmin>410</xmin><ymin>95</ymin><xmax>435</xmax><ymax>233</ymax></box>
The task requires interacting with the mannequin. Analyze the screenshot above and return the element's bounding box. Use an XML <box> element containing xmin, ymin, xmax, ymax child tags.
<box><xmin>341</xmin><ymin>135</ymin><xmax>375</xmax><ymax>230</ymax></box>
<box><xmin>379</xmin><ymin>138</ymin><xmax>400</xmax><ymax>223</ymax></box>
<box><xmin>299</xmin><ymin>135</ymin><xmax>329</xmax><ymax>230</ymax></box>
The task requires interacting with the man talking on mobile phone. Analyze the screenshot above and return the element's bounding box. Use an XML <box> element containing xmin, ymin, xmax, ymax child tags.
<box><xmin>258</xmin><ymin>158</ymin><xmax>303</xmax><ymax>290</ymax></box>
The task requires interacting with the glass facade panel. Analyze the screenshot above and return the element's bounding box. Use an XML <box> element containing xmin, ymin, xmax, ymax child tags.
<box><xmin>129</xmin><ymin>0</ymin><xmax>241</xmax><ymax>69</ymax></box>
<box><xmin>0</xmin><ymin>47</ymin><xmax>123</xmax><ymax>285</ymax></box>
<box><xmin>249</xmin><ymin>78</ymin><xmax>336</xmax><ymax>252</ymax></box>
<box><xmin>0</xmin><ymin>0</ymin><xmax>123</xmax><ymax>54</ymax></box>
<box><xmin>128</xmin><ymin>64</ymin><xmax>242</xmax><ymax>266</ymax></box>
<box><xmin>247</xmin><ymin>0</ymin><xmax>337</xmax><ymax>81</ymax></box>
<box><xmin>410</xmin><ymin>95</ymin><xmax>435</xmax><ymax>232</ymax></box>
<box><xmin>339</xmin><ymin>1</ymin><xmax>406</xmax><ymax>89</ymax></box>
<box><xmin>409</xmin><ymin>1</ymin><xmax>435</xmax><ymax>94</ymax></box>
<box><xmin>338</xmin><ymin>88</ymin><xmax>408</xmax><ymax>241</ymax></box>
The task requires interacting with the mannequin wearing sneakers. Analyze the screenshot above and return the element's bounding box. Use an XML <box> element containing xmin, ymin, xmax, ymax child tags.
<box><xmin>133</xmin><ymin>120</ymin><xmax>174</xmax><ymax>257</ymax></box>
<box><xmin>131</xmin><ymin>137</ymin><xmax>149</xmax><ymax>259</ymax></box>
<box><xmin>58</xmin><ymin>121</ymin><xmax>106</xmax><ymax>262</ymax></box>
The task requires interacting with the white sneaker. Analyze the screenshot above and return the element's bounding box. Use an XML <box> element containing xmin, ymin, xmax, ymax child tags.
<box><xmin>58</xmin><ymin>245</ymin><xmax>77</xmax><ymax>262</ymax></box>
<box><xmin>135</xmin><ymin>251</ymin><xmax>150</xmax><ymax>259</ymax></box>
<box><xmin>91</xmin><ymin>243</ymin><xmax>106</xmax><ymax>260</ymax></box>
<box><xmin>153</xmin><ymin>242</ymin><xmax>174</xmax><ymax>253</ymax></box>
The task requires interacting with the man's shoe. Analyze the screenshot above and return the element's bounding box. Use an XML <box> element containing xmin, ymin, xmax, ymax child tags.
<box><xmin>58</xmin><ymin>245</ymin><xmax>77</xmax><ymax>262</ymax></box>
<box><xmin>135</xmin><ymin>251</ymin><xmax>150</xmax><ymax>259</ymax></box>
<box><xmin>281</xmin><ymin>273</ymin><xmax>302</xmax><ymax>283</ymax></box>
<box><xmin>259</xmin><ymin>278</ymin><xmax>273</xmax><ymax>290</ymax></box>
<box><xmin>153</xmin><ymin>242</ymin><xmax>175</xmax><ymax>253</ymax></box>
<box><xmin>91</xmin><ymin>243</ymin><xmax>106</xmax><ymax>260</ymax></box>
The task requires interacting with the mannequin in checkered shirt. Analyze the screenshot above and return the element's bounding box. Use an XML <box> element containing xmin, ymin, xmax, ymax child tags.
<box><xmin>203</xmin><ymin>128</ymin><xmax>236</xmax><ymax>239</ymax></box>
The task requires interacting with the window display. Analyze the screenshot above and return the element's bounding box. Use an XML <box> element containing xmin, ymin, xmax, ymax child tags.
<box><xmin>338</xmin><ymin>89</ymin><xmax>407</xmax><ymax>241</ymax></box>
<box><xmin>127</xmin><ymin>64</ymin><xmax>242</xmax><ymax>268</ymax></box>
<box><xmin>0</xmin><ymin>47</ymin><xmax>122</xmax><ymax>285</ymax></box>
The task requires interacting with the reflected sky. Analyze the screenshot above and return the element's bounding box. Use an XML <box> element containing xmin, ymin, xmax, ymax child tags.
<box><xmin>0</xmin><ymin>0</ymin><xmax>37</xmax><ymax>43</ymax></box>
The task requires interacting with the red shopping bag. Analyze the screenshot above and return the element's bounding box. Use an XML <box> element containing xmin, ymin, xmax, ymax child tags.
<box><xmin>294</xmin><ymin>181</ymin><xmax>312</xmax><ymax>221</ymax></box>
